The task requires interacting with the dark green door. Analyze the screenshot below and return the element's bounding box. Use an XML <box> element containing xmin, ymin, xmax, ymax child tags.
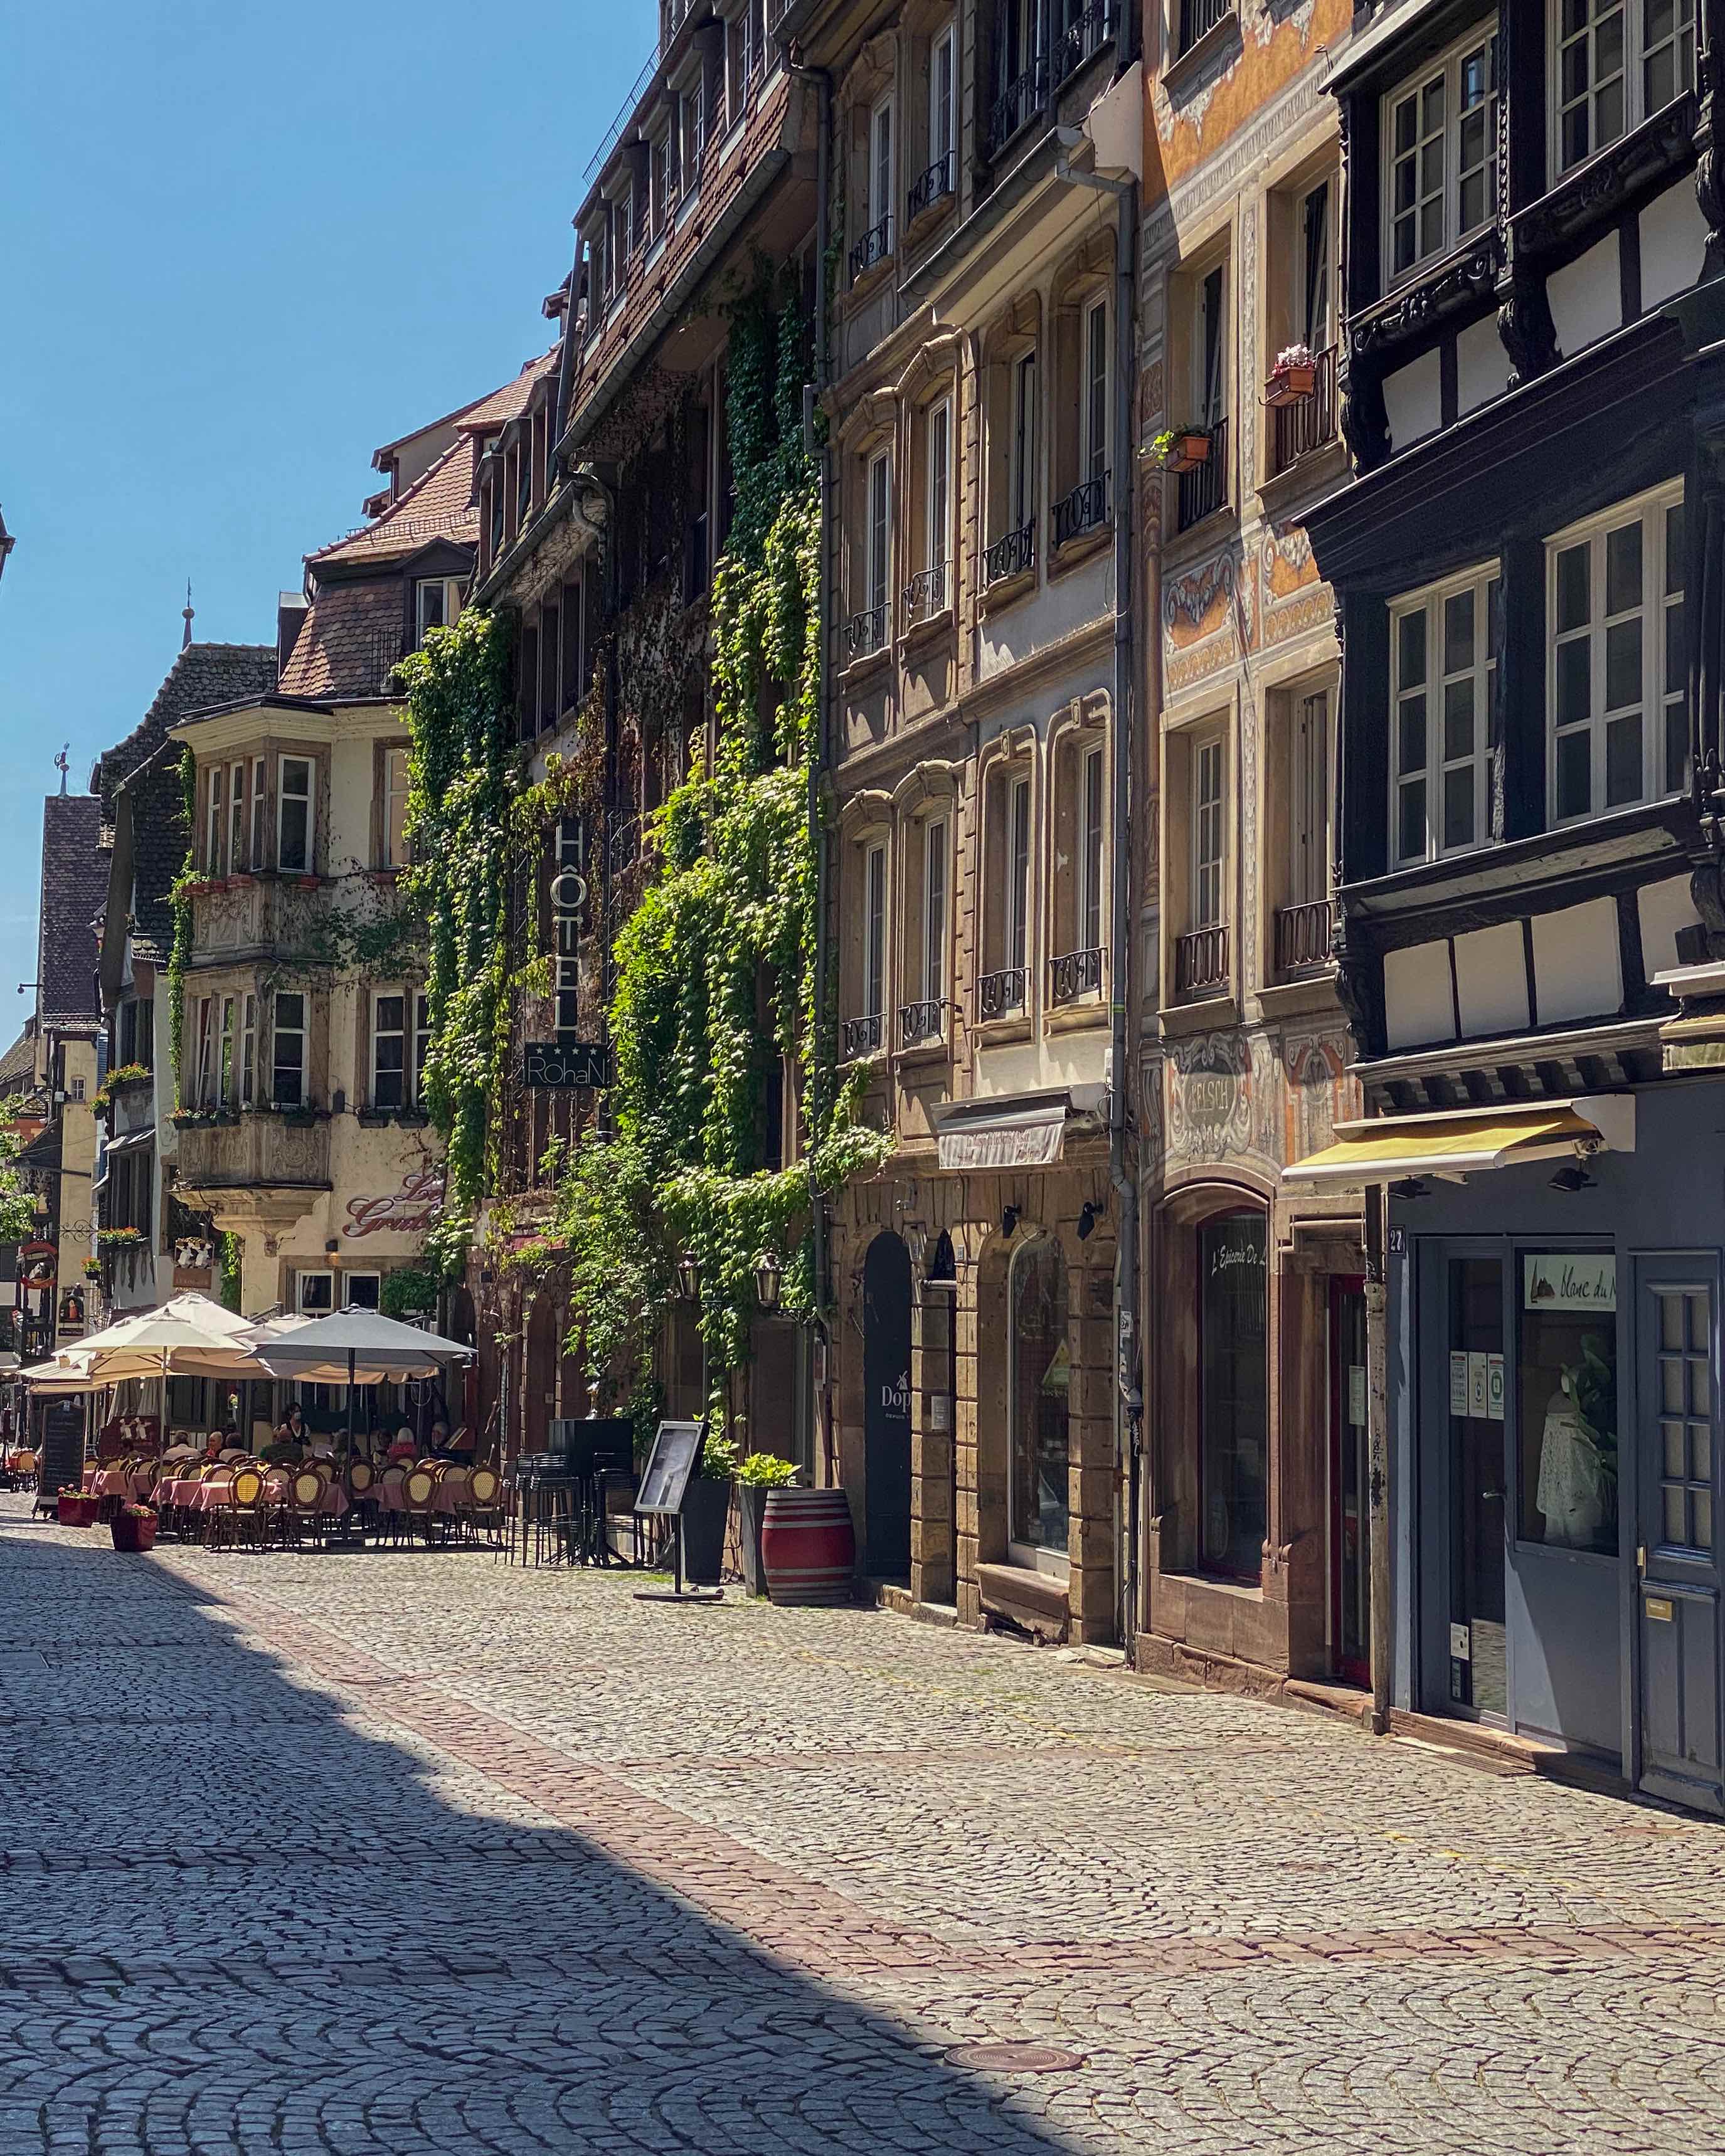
<box><xmin>1638</xmin><ymin>1264</ymin><xmax>1723</xmax><ymax>1814</ymax></box>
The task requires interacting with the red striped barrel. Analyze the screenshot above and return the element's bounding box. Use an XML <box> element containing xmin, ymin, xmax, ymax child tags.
<box><xmin>760</xmin><ymin>1488</ymin><xmax>856</xmax><ymax>1606</ymax></box>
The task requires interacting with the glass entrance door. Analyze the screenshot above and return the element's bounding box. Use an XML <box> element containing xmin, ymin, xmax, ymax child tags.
<box><xmin>1330</xmin><ymin>1277</ymin><xmax>1369</xmax><ymax>1686</ymax></box>
<box><xmin>1447</xmin><ymin>1258</ymin><xmax>1507</xmax><ymax>1719</ymax></box>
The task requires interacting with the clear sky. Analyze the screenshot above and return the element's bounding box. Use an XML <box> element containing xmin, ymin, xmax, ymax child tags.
<box><xmin>0</xmin><ymin>1</ymin><xmax>645</xmax><ymax>1011</ymax></box>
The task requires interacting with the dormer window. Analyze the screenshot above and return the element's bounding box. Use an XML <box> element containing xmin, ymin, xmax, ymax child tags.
<box><xmin>415</xmin><ymin>576</ymin><xmax>464</xmax><ymax>647</ymax></box>
<box><xmin>1383</xmin><ymin>24</ymin><xmax>1499</xmax><ymax>287</ymax></box>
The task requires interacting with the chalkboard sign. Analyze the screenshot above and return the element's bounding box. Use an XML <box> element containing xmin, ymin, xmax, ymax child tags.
<box><xmin>523</xmin><ymin>1040</ymin><xmax>611</xmax><ymax>1090</ymax></box>
<box><xmin>634</xmin><ymin>1419</ymin><xmax>706</xmax><ymax>1516</ymax></box>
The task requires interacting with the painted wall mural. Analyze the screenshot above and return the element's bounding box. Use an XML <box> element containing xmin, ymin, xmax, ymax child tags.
<box><xmin>1153</xmin><ymin>0</ymin><xmax>1352</xmax><ymax>189</ymax></box>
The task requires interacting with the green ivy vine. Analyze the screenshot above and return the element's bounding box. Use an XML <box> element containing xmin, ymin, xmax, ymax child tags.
<box><xmin>167</xmin><ymin>747</ymin><xmax>197</xmax><ymax>1087</ymax></box>
<box><xmin>543</xmin><ymin>273</ymin><xmax>892</xmax><ymax>1416</ymax></box>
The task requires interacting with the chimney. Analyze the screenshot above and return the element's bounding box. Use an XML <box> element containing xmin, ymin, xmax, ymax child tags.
<box><xmin>277</xmin><ymin>591</ymin><xmax>310</xmax><ymax>679</ymax></box>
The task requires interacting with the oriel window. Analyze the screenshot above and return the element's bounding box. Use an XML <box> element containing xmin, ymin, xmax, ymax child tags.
<box><xmin>272</xmin><ymin>991</ymin><xmax>306</xmax><ymax>1109</ymax></box>
<box><xmin>278</xmin><ymin>756</ymin><xmax>313</xmax><ymax>874</ymax></box>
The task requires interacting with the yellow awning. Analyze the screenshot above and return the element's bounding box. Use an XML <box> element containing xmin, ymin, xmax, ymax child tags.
<box><xmin>1283</xmin><ymin>1097</ymin><xmax>1635</xmax><ymax>1188</ymax></box>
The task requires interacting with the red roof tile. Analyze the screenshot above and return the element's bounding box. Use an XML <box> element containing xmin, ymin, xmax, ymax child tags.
<box><xmin>278</xmin><ymin>583</ymin><xmax>406</xmax><ymax>700</ymax></box>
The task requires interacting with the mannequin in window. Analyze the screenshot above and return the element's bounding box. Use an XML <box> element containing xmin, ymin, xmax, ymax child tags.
<box><xmin>1535</xmin><ymin>1363</ymin><xmax>1608</xmax><ymax>1548</ymax></box>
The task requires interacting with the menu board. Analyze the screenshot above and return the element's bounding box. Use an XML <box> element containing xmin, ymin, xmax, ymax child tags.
<box><xmin>634</xmin><ymin>1419</ymin><xmax>707</xmax><ymax>1516</ymax></box>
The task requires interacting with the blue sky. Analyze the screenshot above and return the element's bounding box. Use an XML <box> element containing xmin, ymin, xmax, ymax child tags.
<box><xmin>0</xmin><ymin>1</ymin><xmax>645</xmax><ymax>1009</ymax></box>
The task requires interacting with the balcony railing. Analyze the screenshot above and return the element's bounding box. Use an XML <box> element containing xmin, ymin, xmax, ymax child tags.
<box><xmin>1051</xmin><ymin>471</ymin><xmax>1110</xmax><ymax>549</ymax></box>
<box><xmin>844</xmin><ymin>603</ymin><xmax>888</xmax><ymax>662</ymax></box>
<box><xmin>987</xmin><ymin>60</ymin><xmax>1046</xmax><ymax>161</ymax></box>
<box><xmin>1052</xmin><ymin>0</ymin><xmax>1114</xmax><ymax>83</ymax></box>
<box><xmin>907</xmin><ymin>152</ymin><xmax>955</xmax><ymax>221</ymax></box>
<box><xmin>1175</xmin><ymin>924</ymin><xmax>1229</xmax><ymax>998</ymax></box>
<box><xmin>841</xmin><ymin>1012</ymin><xmax>884</xmax><ymax>1060</ymax></box>
<box><xmin>979</xmin><ymin>965</ymin><xmax>1029</xmax><ymax>1020</ymax></box>
<box><xmin>900</xmin><ymin>998</ymin><xmax>945</xmax><ymax>1048</ymax></box>
<box><xmin>1176</xmin><ymin>418</ymin><xmax>1229</xmax><ymax>532</ymax></box>
<box><xmin>849</xmin><ymin>213</ymin><xmax>893</xmax><ymax>283</ymax></box>
<box><xmin>1274</xmin><ymin>898</ymin><xmax>1336</xmax><ymax>975</ymax></box>
<box><xmin>902</xmin><ymin>562</ymin><xmax>950</xmax><ymax>626</ymax></box>
<box><xmin>1270</xmin><ymin>347</ymin><xmax>1339</xmax><ymax>476</ymax></box>
<box><xmin>1049</xmin><ymin>946</ymin><xmax>1104</xmax><ymax>1005</ymax></box>
<box><xmin>984</xmin><ymin>519</ymin><xmax>1036</xmax><ymax>586</ymax></box>
<box><xmin>1177</xmin><ymin>0</ymin><xmax>1233</xmax><ymax>55</ymax></box>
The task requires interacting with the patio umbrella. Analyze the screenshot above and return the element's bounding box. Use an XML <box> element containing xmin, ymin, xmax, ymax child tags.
<box><xmin>18</xmin><ymin>1356</ymin><xmax>97</xmax><ymax>1395</ymax></box>
<box><xmin>65</xmin><ymin>1294</ymin><xmax>276</xmax><ymax>1385</ymax></box>
<box><xmin>255</xmin><ymin>1309</ymin><xmax>474</xmax><ymax>1489</ymax></box>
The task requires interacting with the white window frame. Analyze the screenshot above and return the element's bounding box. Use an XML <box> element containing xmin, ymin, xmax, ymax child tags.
<box><xmin>217</xmin><ymin>995</ymin><xmax>237</xmax><ymax>1107</ymax></box>
<box><xmin>1389</xmin><ymin>561</ymin><xmax>1501</xmax><ymax>867</ymax></box>
<box><xmin>415</xmin><ymin>576</ymin><xmax>463</xmax><ymax>645</ymax></box>
<box><xmin>1083</xmin><ymin>295</ymin><xmax>1109</xmax><ymax>487</ymax></box>
<box><xmin>272</xmin><ymin>990</ymin><xmax>307</xmax><ymax>1109</ymax></box>
<box><xmin>1547</xmin><ymin>480</ymin><xmax>1686</xmax><ymax>827</ymax></box>
<box><xmin>1381</xmin><ymin>23</ymin><xmax>1500</xmax><ymax>290</ymax></box>
<box><xmin>226</xmin><ymin>761</ymin><xmax>246</xmax><ymax>873</ymax></box>
<box><xmin>343</xmin><ymin>1271</ymin><xmax>382</xmax><ymax>1312</ymax></box>
<box><xmin>297</xmin><ymin>1269</ymin><xmax>334</xmax><ymax>1316</ymax></box>
<box><xmin>925</xmin><ymin>396</ymin><xmax>952</xmax><ymax>591</ymax></box>
<box><xmin>205</xmin><ymin>766</ymin><xmax>224</xmax><ymax>876</ymax></box>
<box><xmin>1297</xmin><ymin>176</ymin><xmax>1335</xmax><ymax>353</ymax></box>
<box><xmin>240</xmin><ymin>993</ymin><xmax>257</xmax><ymax>1109</ymax></box>
<box><xmin>193</xmin><ymin>996</ymin><xmax>215</xmax><ymax>1109</ymax></box>
<box><xmin>930</xmin><ymin>24</ymin><xmax>957</xmax><ymax>184</ymax></box>
<box><xmin>1008</xmin><ymin>771</ymin><xmax>1032</xmax><ymax>972</ymax></box>
<box><xmin>922</xmin><ymin>816</ymin><xmax>948</xmax><ymax>1006</ymax></box>
<box><xmin>1080</xmin><ymin>743</ymin><xmax>1105</xmax><ymax>953</ymax></box>
<box><xmin>278</xmin><ymin>756</ymin><xmax>314</xmax><ymax>874</ymax></box>
<box><xmin>1552</xmin><ymin>0</ymin><xmax>1696</xmax><ymax>180</ymax></box>
<box><xmin>869</xmin><ymin>93</ymin><xmax>894</xmax><ymax>240</ymax></box>
<box><xmin>864</xmin><ymin>842</ymin><xmax>888</xmax><ymax>1020</ymax></box>
<box><xmin>371</xmin><ymin>989</ymin><xmax>411</xmax><ymax>1112</ymax></box>
<box><xmin>867</xmin><ymin>448</ymin><xmax>892</xmax><ymax>620</ymax></box>
<box><xmin>250</xmin><ymin>756</ymin><xmax>266</xmax><ymax>870</ymax></box>
<box><xmin>383</xmin><ymin>745</ymin><xmax>411</xmax><ymax>869</ymax></box>
<box><xmin>1192</xmin><ymin>734</ymin><xmax>1226</xmax><ymax>930</ymax></box>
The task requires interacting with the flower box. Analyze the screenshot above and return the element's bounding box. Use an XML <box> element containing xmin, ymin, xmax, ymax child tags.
<box><xmin>57</xmin><ymin>1489</ymin><xmax>98</xmax><ymax>1528</ymax></box>
<box><xmin>1265</xmin><ymin>361</ymin><xmax>1317</xmax><ymax>408</ymax></box>
<box><xmin>1164</xmin><ymin>431</ymin><xmax>1212</xmax><ymax>473</ymax></box>
<box><xmin>111</xmin><ymin>1508</ymin><xmax>157</xmax><ymax>1553</ymax></box>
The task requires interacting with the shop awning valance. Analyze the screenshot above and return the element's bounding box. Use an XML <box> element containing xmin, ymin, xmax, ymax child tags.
<box><xmin>1282</xmin><ymin>1096</ymin><xmax>1636</xmax><ymax>1188</ymax></box>
<box><xmin>933</xmin><ymin>1086</ymin><xmax>1106</xmax><ymax>1173</ymax></box>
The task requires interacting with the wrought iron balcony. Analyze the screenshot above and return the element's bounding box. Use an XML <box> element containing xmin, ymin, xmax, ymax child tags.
<box><xmin>1049</xmin><ymin>946</ymin><xmax>1104</xmax><ymax>1006</ymax></box>
<box><xmin>899</xmin><ymin>998</ymin><xmax>945</xmax><ymax>1049</ymax></box>
<box><xmin>1051</xmin><ymin>472</ymin><xmax>1110</xmax><ymax>550</ymax></box>
<box><xmin>987</xmin><ymin>60</ymin><xmax>1045</xmax><ymax>161</ymax></box>
<box><xmin>849</xmin><ymin>213</ymin><xmax>893</xmax><ymax>283</ymax></box>
<box><xmin>1273</xmin><ymin>898</ymin><xmax>1335</xmax><ymax>975</ymax></box>
<box><xmin>902</xmin><ymin>562</ymin><xmax>950</xmax><ymax>626</ymax></box>
<box><xmin>844</xmin><ymin>603</ymin><xmax>888</xmax><ymax>662</ymax></box>
<box><xmin>1177</xmin><ymin>0</ymin><xmax>1233</xmax><ymax>56</ymax></box>
<box><xmin>983</xmin><ymin>519</ymin><xmax>1036</xmax><ymax>587</ymax></box>
<box><xmin>1052</xmin><ymin>0</ymin><xmax>1113</xmax><ymax>84</ymax></box>
<box><xmin>1174</xmin><ymin>924</ymin><xmax>1229</xmax><ymax>998</ymax></box>
<box><xmin>1175</xmin><ymin>418</ymin><xmax>1229</xmax><ymax>533</ymax></box>
<box><xmin>1270</xmin><ymin>346</ymin><xmax>1339</xmax><ymax>477</ymax></box>
<box><xmin>907</xmin><ymin>151</ymin><xmax>955</xmax><ymax>222</ymax></box>
<box><xmin>979</xmin><ymin>965</ymin><xmax>1029</xmax><ymax>1021</ymax></box>
<box><xmin>841</xmin><ymin>1012</ymin><xmax>884</xmax><ymax>1060</ymax></box>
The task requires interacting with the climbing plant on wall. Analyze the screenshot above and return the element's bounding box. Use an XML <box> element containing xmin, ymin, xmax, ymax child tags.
<box><xmin>396</xmin><ymin>609</ymin><xmax>516</xmax><ymax>1277</ymax></box>
<box><xmin>543</xmin><ymin>272</ymin><xmax>891</xmax><ymax>1417</ymax></box>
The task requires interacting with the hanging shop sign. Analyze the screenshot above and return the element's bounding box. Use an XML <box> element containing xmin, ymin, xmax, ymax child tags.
<box><xmin>551</xmin><ymin>816</ymin><xmax>585</xmax><ymax>1040</ymax></box>
<box><xmin>523</xmin><ymin>1040</ymin><xmax>611</xmax><ymax>1090</ymax></box>
<box><xmin>1524</xmin><ymin>1253</ymin><xmax>1616</xmax><ymax>1313</ymax></box>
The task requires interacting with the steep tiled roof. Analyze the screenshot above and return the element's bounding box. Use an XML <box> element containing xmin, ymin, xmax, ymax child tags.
<box><xmin>37</xmin><ymin>795</ymin><xmax>107</xmax><ymax>1031</ymax></box>
<box><xmin>277</xmin><ymin>581</ymin><xmax>406</xmax><ymax>700</ymax></box>
<box><xmin>93</xmin><ymin>642</ymin><xmax>278</xmax><ymax>820</ymax></box>
<box><xmin>453</xmin><ymin>349</ymin><xmax>560</xmax><ymax>435</ymax></box>
<box><xmin>0</xmin><ymin>1026</ymin><xmax>36</xmax><ymax>1097</ymax></box>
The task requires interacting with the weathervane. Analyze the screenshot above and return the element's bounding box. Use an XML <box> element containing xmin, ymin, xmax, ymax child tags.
<box><xmin>53</xmin><ymin>744</ymin><xmax>68</xmax><ymax>796</ymax></box>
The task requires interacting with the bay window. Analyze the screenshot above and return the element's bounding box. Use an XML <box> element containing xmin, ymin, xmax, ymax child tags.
<box><xmin>1549</xmin><ymin>482</ymin><xmax>1686</xmax><ymax>822</ymax></box>
<box><xmin>205</xmin><ymin>766</ymin><xmax>224</xmax><ymax>875</ymax></box>
<box><xmin>278</xmin><ymin>756</ymin><xmax>313</xmax><ymax>874</ymax></box>
<box><xmin>272</xmin><ymin>991</ymin><xmax>306</xmax><ymax>1109</ymax></box>
<box><xmin>1383</xmin><ymin>24</ymin><xmax>1499</xmax><ymax>285</ymax></box>
<box><xmin>227</xmin><ymin>762</ymin><xmax>246</xmax><ymax>872</ymax></box>
<box><xmin>1555</xmin><ymin>0</ymin><xmax>1695</xmax><ymax>177</ymax></box>
<box><xmin>1390</xmin><ymin>563</ymin><xmax>1501</xmax><ymax>865</ymax></box>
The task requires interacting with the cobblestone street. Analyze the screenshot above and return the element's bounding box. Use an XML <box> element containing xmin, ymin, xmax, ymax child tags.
<box><xmin>3</xmin><ymin>1494</ymin><xmax>1724</xmax><ymax>2153</ymax></box>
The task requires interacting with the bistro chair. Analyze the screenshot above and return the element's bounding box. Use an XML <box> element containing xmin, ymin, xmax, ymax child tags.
<box><xmin>400</xmin><ymin>1464</ymin><xmax>437</xmax><ymax>1546</ymax></box>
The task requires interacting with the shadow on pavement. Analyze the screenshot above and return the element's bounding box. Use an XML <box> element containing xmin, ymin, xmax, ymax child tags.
<box><xmin>0</xmin><ymin>1508</ymin><xmax>1085</xmax><ymax>2155</ymax></box>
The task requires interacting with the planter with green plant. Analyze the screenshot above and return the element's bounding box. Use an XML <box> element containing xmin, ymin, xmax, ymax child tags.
<box><xmin>1152</xmin><ymin>425</ymin><xmax>1213</xmax><ymax>473</ymax></box>
<box><xmin>733</xmin><ymin>1451</ymin><xmax>800</xmax><ymax>1595</ymax></box>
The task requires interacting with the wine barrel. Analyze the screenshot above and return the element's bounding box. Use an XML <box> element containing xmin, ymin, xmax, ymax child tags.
<box><xmin>760</xmin><ymin>1488</ymin><xmax>856</xmax><ymax>1607</ymax></box>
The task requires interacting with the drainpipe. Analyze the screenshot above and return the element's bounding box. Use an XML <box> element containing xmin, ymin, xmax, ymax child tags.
<box><xmin>1056</xmin><ymin>129</ymin><xmax>1141</xmax><ymax>1649</ymax></box>
<box><xmin>795</xmin><ymin>56</ymin><xmax>834</xmax><ymax>1480</ymax></box>
<box><xmin>1364</xmin><ymin>1180</ymin><xmax>1391</xmax><ymax>1734</ymax></box>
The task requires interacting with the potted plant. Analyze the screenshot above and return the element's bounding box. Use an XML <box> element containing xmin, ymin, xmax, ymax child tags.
<box><xmin>111</xmin><ymin>1503</ymin><xmax>157</xmax><ymax>1553</ymax></box>
<box><xmin>82</xmin><ymin>1257</ymin><xmax>100</xmax><ymax>1282</ymax></box>
<box><xmin>1153</xmin><ymin>425</ymin><xmax>1213</xmax><ymax>473</ymax></box>
<box><xmin>1266</xmin><ymin>341</ymin><xmax>1317</xmax><ymax>406</ymax></box>
<box><xmin>680</xmin><ymin>1429</ymin><xmax>735</xmax><ymax>1586</ymax></box>
<box><xmin>734</xmin><ymin>1452</ymin><xmax>800</xmax><ymax>1595</ymax></box>
<box><xmin>56</xmin><ymin>1486</ymin><xmax>98</xmax><ymax>1528</ymax></box>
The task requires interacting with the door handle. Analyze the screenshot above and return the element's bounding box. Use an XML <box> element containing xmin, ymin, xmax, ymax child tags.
<box><xmin>1481</xmin><ymin>1489</ymin><xmax>1504</xmax><ymax>1501</ymax></box>
<box><xmin>1637</xmin><ymin>1544</ymin><xmax>1647</xmax><ymax>1576</ymax></box>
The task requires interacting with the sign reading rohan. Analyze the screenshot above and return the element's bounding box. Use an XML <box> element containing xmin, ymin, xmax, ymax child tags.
<box><xmin>523</xmin><ymin>1040</ymin><xmax>611</xmax><ymax>1091</ymax></box>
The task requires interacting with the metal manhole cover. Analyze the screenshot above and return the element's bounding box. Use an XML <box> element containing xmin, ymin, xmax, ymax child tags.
<box><xmin>947</xmin><ymin>2043</ymin><xmax>1083</xmax><ymax>2074</ymax></box>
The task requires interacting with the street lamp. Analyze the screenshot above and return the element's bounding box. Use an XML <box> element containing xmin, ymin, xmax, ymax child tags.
<box><xmin>755</xmin><ymin>1251</ymin><xmax>782</xmax><ymax>1312</ymax></box>
<box><xmin>676</xmin><ymin>1250</ymin><xmax>701</xmax><ymax>1303</ymax></box>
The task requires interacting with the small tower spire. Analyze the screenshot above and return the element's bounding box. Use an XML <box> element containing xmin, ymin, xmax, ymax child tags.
<box><xmin>54</xmin><ymin>745</ymin><xmax>68</xmax><ymax>797</ymax></box>
<box><xmin>181</xmin><ymin>579</ymin><xmax>194</xmax><ymax>652</ymax></box>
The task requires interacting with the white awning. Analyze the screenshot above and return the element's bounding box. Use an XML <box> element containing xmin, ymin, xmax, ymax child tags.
<box><xmin>932</xmin><ymin>1086</ymin><xmax>1105</xmax><ymax>1173</ymax></box>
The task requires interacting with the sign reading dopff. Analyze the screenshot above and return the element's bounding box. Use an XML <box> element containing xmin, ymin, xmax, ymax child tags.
<box><xmin>523</xmin><ymin>1040</ymin><xmax>612</xmax><ymax>1091</ymax></box>
<box><xmin>1524</xmin><ymin>1253</ymin><xmax>1616</xmax><ymax>1313</ymax></box>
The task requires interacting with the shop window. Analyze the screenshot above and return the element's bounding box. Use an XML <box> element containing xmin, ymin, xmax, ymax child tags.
<box><xmin>1383</xmin><ymin>22</ymin><xmax>1499</xmax><ymax>286</ymax></box>
<box><xmin>297</xmin><ymin>1270</ymin><xmax>334</xmax><ymax>1315</ymax></box>
<box><xmin>344</xmin><ymin>1272</ymin><xmax>382</xmax><ymax>1311</ymax></box>
<box><xmin>1390</xmin><ymin>562</ymin><xmax>1501</xmax><ymax>865</ymax></box>
<box><xmin>1199</xmin><ymin>1210</ymin><xmax>1268</xmax><ymax>1580</ymax></box>
<box><xmin>1008</xmin><ymin>1232</ymin><xmax>1070</xmax><ymax>1575</ymax></box>
<box><xmin>1518</xmin><ymin>1250</ymin><xmax>1618</xmax><ymax>1556</ymax></box>
<box><xmin>1553</xmin><ymin>0</ymin><xmax>1694</xmax><ymax>178</ymax></box>
<box><xmin>1549</xmin><ymin>482</ymin><xmax>1686</xmax><ymax>823</ymax></box>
